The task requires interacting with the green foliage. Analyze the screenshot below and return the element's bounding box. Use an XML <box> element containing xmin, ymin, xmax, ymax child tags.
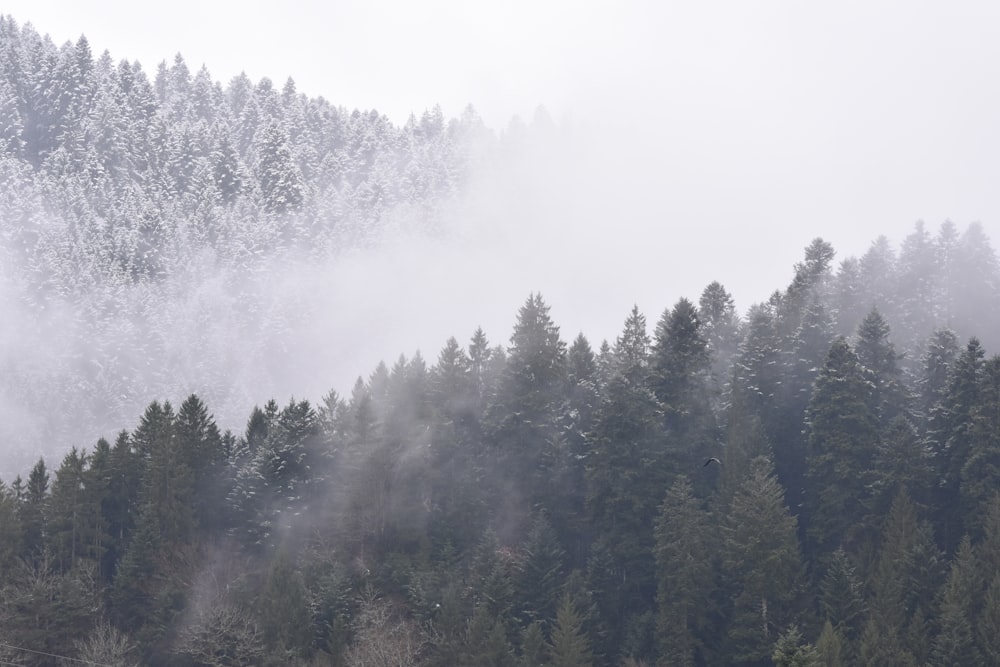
<box><xmin>650</xmin><ymin>298</ymin><xmax>718</xmax><ymax>478</ymax></box>
<box><xmin>932</xmin><ymin>536</ymin><xmax>982</xmax><ymax>665</ymax></box>
<box><xmin>978</xmin><ymin>575</ymin><xmax>1000</xmax><ymax>665</ymax></box>
<box><xmin>19</xmin><ymin>458</ymin><xmax>49</xmax><ymax>564</ymax></box>
<box><xmin>772</xmin><ymin>625</ymin><xmax>820</xmax><ymax>667</ymax></box>
<box><xmin>584</xmin><ymin>372</ymin><xmax>663</xmax><ymax>619</ymax></box>
<box><xmin>465</xmin><ymin>607</ymin><xmax>519</xmax><ymax>667</ymax></box>
<box><xmin>0</xmin><ymin>558</ymin><xmax>99</xmax><ymax>666</ymax></box>
<box><xmin>818</xmin><ymin>548</ymin><xmax>865</xmax><ymax>657</ymax></box>
<box><xmin>931</xmin><ymin>337</ymin><xmax>985</xmax><ymax>548</ymax></box>
<box><xmin>489</xmin><ymin>293</ymin><xmax>567</xmax><ymax>515</ymax></box>
<box><xmin>861</xmin><ymin>490</ymin><xmax>945</xmax><ymax>667</ymax></box>
<box><xmin>258</xmin><ymin>555</ymin><xmax>315</xmax><ymax>660</ymax></box>
<box><xmin>855</xmin><ymin>308</ymin><xmax>909</xmax><ymax>426</ymax></box>
<box><xmin>960</xmin><ymin>357</ymin><xmax>1000</xmax><ymax>536</ymax></box>
<box><xmin>516</xmin><ymin>511</ymin><xmax>567</xmax><ymax>626</ymax></box>
<box><xmin>804</xmin><ymin>338</ymin><xmax>879</xmax><ymax>555</ymax></box>
<box><xmin>815</xmin><ymin>620</ymin><xmax>844</xmax><ymax>667</ymax></box>
<box><xmin>0</xmin><ymin>198</ymin><xmax>998</xmax><ymax>667</ymax></box>
<box><xmin>548</xmin><ymin>594</ymin><xmax>595</xmax><ymax>667</ymax></box>
<box><xmin>721</xmin><ymin>456</ymin><xmax>804</xmax><ymax>663</ymax></box>
<box><xmin>520</xmin><ymin>620</ymin><xmax>548</xmax><ymax>667</ymax></box>
<box><xmin>654</xmin><ymin>476</ymin><xmax>712</xmax><ymax>667</ymax></box>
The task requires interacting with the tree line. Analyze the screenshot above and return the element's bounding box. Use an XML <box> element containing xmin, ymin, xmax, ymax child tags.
<box><xmin>3</xmin><ymin>232</ymin><xmax>1000</xmax><ymax>664</ymax></box>
<box><xmin>3</xmin><ymin>13</ymin><xmax>1000</xmax><ymax>666</ymax></box>
<box><xmin>0</xmin><ymin>14</ymin><xmax>508</xmax><ymax>464</ymax></box>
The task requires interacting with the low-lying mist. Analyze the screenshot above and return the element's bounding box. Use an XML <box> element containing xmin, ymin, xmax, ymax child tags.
<box><xmin>2</xmin><ymin>105</ymin><xmax>994</xmax><ymax>477</ymax></box>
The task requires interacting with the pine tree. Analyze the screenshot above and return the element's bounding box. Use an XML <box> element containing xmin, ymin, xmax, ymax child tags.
<box><xmin>895</xmin><ymin>221</ymin><xmax>941</xmax><ymax>351</ymax></box>
<box><xmin>830</xmin><ymin>256</ymin><xmax>864</xmax><ymax>338</ymax></box>
<box><xmin>978</xmin><ymin>574</ymin><xmax>1000</xmax><ymax>666</ymax></box>
<box><xmin>932</xmin><ymin>536</ymin><xmax>982</xmax><ymax>666</ymax></box>
<box><xmin>489</xmin><ymin>293</ymin><xmax>567</xmax><ymax>523</ymax></box>
<box><xmin>650</xmin><ymin>298</ymin><xmax>718</xmax><ymax>477</ymax></box>
<box><xmin>654</xmin><ymin>476</ymin><xmax>712</xmax><ymax>667</ymax></box>
<box><xmin>104</xmin><ymin>430</ymin><xmax>141</xmax><ymax>576</ymax></box>
<box><xmin>778</xmin><ymin>297</ymin><xmax>834</xmax><ymax>510</ymax></box>
<box><xmin>254</xmin><ymin>120</ymin><xmax>305</xmax><ymax>215</ymax></box>
<box><xmin>772</xmin><ymin>625</ymin><xmax>820</xmax><ymax>667</ymax></box>
<box><xmin>463</xmin><ymin>605</ymin><xmax>518</xmax><ymax>667</ymax></box>
<box><xmin>960</xmin><ymin>356</ymin><xmax>1000</xmax><ymax>536</ymax></box>
<box><xmin>804</xmin><ymin>338</ymin><xmax>879</xmax><ymax>556</ymax></box>
<box><xmin>427</xmin><ymin>336</ymin><xmax>486</xmax><ymax>551</ymax></box>
<box><xmin>432</xmin><ymin>336</ymin><xmax>473</xmax><ymax>421</ymax></box>
<box><xmin>951</xmin><ymin>223</ymin><xmax>1000</xmax><ymax>347</ymax></box>
<box><xmin>818</xmin><ymin>548</ymin><xmax>865</xmax><ymax>660</ymax></box>
<box><xmin>19</xmin><ymin>457</ymin><xmax>49</xmax><ymax>564</ymax></box>
<box><xmin>977</xmin><ymin>493</ymin><xmax>1000</xmax><ymax>588</ymax></box>
<box><xmin>46</xmin><ymin>447</ymin><xmax>90</xmax><ymax>572</ymax></box>
<box><xmin>469</xmin><ymin>529</ymin><xmax>516</xmax><ymax>625</ymax></box>
<box><xmin>854</xmin><ymin>308</ymin><xmax>910</xmax><ymax>427</ymax></box>
<box><xmin>861</xmin><ymin>490</ymin><xmax>943</xmax><ymax>666</ymax></box>
<box><xmin>697</xmin><ymin>280</ymin><xmax>741</xmax><ymax>403</ymax></box>
<box><xmin>469</xmin><ymin>326</ymin><xmax>495</xmax><ymax>414</ymax></box>
<box><xmin>857</xmin><ymin>235</ymin><xmax>898</xmax><ymax>323</ymax></box>
<box><xmin>815</xmin><ymin>620</ymin><xmax>845</xmax><ymax>667</ymax></box>
<box><xmin>257</xmin><ymin>554</ymin><xmax>314</xmax><ymax>660</ymax></box>
<box><xmin>82</xmin><ymin>437</ymin><xmax>115</xmax><ymax>580</ymax></box>
<box><xmin>870</xmin><ymin>415</ymin><xmax>933</xmax><ymax>514</ymax></box>
<box><xmin>516</xmin><ymin>511</ymin><xmax>567</xmax><ymax>626</ymax></box>
<box><xmin>730</xmin><ymin>303</ymin><xmax>783</xmax><ymax>445</ymax></box>
<box><xmin>520</xmin><ymin>621</ymin><xmax>548</xmax><ymax>667</ymax></box>
<box><xmin>919</xmin><ymin>328</ymin><xmax>959</xmax><ymax>429</ymax></box>
<box><xmin>548</xmin><ymin>594</ymin><xmax>594</xmax><ymax>667</ymax></box>
<box><xmin>560</xmin><ymin>333</ymin><xmax>600</xmax><ymax>563</ymax></box>
<box><xmin>584</xmin><ymin>370</ymin><xmax>663</xmax><ymax>618</ymax></box>
<box><xmin>133</xmin><ymin>401</ymin><xmax>195</xmax><ymax>547</ymax></box>
<box><xmin>174</xmin><ymin>394</ymin><xmax>226</xmax><ymax>533</ymax></box>
<box><xmin>931</xmin><ymin>338</ymin><xmax>985</xmax><ymax>548</ymax></box>
<box><xmin>614</xmin><ymin>305</ymin><xmax>650</xmax><ymax>381</ymax></box>
<box><xmin>0</xmin><ymin>479</ymin><xmax>21</xmax><ymax>583</ymax></box>
<box><xmin>721</xmin><ymin>456</ymin><xmax>804</xmax><ymax>664</ymax></box>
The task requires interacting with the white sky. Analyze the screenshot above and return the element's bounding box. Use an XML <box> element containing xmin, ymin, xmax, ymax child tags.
<box><xmin>4</xmin><ymin>0</ymin><xmax>1000</xmax><ymax>391</ymax></box>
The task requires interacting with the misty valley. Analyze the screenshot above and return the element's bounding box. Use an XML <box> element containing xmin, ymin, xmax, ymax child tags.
<box><xmin>4</xmin><ymin>14</ymin><xmax>1000</xmax><ymax>667</ymax></box>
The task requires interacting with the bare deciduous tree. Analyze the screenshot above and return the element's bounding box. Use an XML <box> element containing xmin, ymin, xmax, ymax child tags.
<box><xmin>177</xmin><ymin>596</ymin><xmax>266</xmax><ymax>667</ymax></box>
<box><xmin>345</xmin><ymin>587</ymin><xmax>422</xmax><ymax>667</ymax></box>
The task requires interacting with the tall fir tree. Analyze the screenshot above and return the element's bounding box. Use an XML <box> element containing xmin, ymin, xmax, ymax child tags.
<box><xmin>698</xmin><ymin>281</ymin><xmax>742</xmax><ymax>406</ymax></box>
<box><xmin>818</xmin><ymin>548</ymin><xmax>866</xmax><ymax>662</ymax></box>
<box><xmin>547</xmin><ymin>593</ymin><xmax>595</xmax><ymax>667</ymax></box>
<box><xmin>19</xmin><ymin>457</ymin><xmax>49</xmax><ymax>564</ymax></box>
<box><xmin>804</xmin><ymin>338</ymin><xmax>879</xmax><ymax>557</ymax></box>
<box><xmin>854</xmin><ymin>308</ymin><xmax>910</xmax><ymax>427</ymax></box>
<box><xmin>584</xmin><ymin>366</ymin><xmax>663</xmax><ymax>628</ymax></box>
<box><xmin>650</xmin><ymin>298</ymin><xmax>719</xmax><ymax>480</ymax></box>
<box><xmin>960</xmin><ymin>356</ymin><xmax>1000</xmax><ymax>537</ymax></box>
<box><xmin>931</xmin><ymin>536</ymin><xmax>983</xmax><ymax>666</ymax></box>
<box><xmin>919</xmin><ymin>328</ymin><xmax>960</xmax><ymax>429</ymax></box>
<box><xmin>489</xmin><ymin>293</ymin><xmax>567</xmax><ymax>531</ymax></box>
<box><xmin>46</xmin><ymin>447</ymin><xmax>90</xmax><ymax>572</ymax></box>
<box><xmin>721</xmin><ymin>456</ymin><xmax>804</xmax><ymax>665</ymax></box>
<box><xmin>654</xmin><ymin>475</ymin><xmax>713</xmax><ymax>667</ymax></box>
<box><xmin>930</xmin><ymin>337</ymin><xmax>985</xmax><ymax>549</ymax></box>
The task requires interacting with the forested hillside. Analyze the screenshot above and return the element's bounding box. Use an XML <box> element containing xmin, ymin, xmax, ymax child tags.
<box><xmin>4</xmin><ymin>14</ymin><xmax>1000</xmax><ymax>667</ymax></box>
<box><xmin>0</xmin><ymin>15</ymin><xmax>497</xmax><ymax>470</ymax></box>
<box><xmin>2</xmin><ymin>230</ymin><xmax>1000</xmax><ymax>665</ymax></box>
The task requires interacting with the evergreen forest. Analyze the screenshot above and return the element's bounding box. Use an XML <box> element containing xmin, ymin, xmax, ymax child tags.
<box><xmin>3</xmin><ymin>15</ymin><xmax>1000</xmax><ymax>667</ymax></box>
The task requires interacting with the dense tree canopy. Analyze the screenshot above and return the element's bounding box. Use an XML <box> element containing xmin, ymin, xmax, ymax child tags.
<box><xmin>3</xmin><ymin>14</ymin><xmax>1000</xmax><ymax>667</ymax></box>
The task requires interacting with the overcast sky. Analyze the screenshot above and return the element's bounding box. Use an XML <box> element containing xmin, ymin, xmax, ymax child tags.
<box><xmin>4</xmin><ymin>0</ymin><xmax>1000</xmax><ymax>374</ymax></box>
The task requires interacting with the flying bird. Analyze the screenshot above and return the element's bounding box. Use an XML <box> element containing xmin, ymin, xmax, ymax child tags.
<box><xmin>703</xmin><ymin>457</ymin><xmax>722</xmax><ymax>467</ymax></box>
